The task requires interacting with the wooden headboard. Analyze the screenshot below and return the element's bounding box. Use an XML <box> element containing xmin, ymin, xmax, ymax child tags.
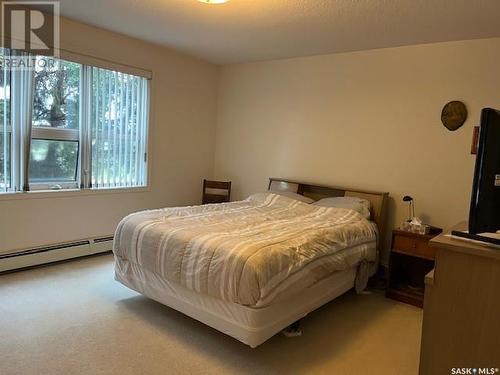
<box><xmin>268</xmin><ymin>177</ymin><xmax>389</xmax><ymax>248</ymax></box>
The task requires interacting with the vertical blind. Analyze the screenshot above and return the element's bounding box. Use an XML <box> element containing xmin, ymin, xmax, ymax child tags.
<box><xmin>0</xmin><ymin>48</ymin><xmax>10</xmax><ymax>192</ymax></box>
<box><xmin>90</xmin><ymin>67</ymin><xmax>148</xmax><ymax>188</ymax></box>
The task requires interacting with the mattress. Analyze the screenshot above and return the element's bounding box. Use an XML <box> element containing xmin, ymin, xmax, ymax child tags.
<box><xmin>115</xmin><ymin>256</ymin><xmax>373</xmax><ymax>348</ymax></box>
<box><xmin>113</xmin><ymin>192</ymin><xmax>378</xmax><ymax>307</ymax></box>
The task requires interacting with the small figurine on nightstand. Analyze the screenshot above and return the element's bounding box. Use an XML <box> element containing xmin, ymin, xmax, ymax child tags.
<box><xmin>400</xmin><ymin>195</ymin><xmax>435</xmax><ymax>235</ymax></box>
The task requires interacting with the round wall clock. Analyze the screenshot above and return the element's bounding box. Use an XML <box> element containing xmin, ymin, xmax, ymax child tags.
<box><xmin>441</xmin><ymin>101</ymin><xmax>468</xmax><ymax>131</ymax></box>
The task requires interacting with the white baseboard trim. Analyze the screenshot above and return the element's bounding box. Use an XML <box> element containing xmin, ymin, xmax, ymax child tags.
<box><xmin>0</xmin><ymin>237</ymin><xmax>113</xmax><ymax>273</ymax></box>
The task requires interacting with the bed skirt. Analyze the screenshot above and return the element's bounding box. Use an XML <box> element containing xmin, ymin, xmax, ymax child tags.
<box><xmin>114</xmin><ymin>257</ymin><xmax>375</xmax><ymax>348</ymax></box>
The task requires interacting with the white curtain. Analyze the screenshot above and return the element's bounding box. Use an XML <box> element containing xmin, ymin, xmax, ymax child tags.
<box><xmin>10</xmin><ymin>53</ymin><xmax>35</xmax><ymax>192</ymax></box>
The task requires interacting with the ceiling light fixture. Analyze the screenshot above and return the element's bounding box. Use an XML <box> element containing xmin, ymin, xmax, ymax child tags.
<box><xmin>198</xmin><ymin>0</ymin><xmax>230</xmax><ymax>4</ymax></box>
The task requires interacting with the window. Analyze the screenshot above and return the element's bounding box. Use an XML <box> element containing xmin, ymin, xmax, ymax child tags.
<box><xmin>30</xmin><ymin>57</ymin><xmax>81</xmax><ymax>190</ymax></box>
<box><xmin>0</xmin><ymin>50</ymin><xmax>149</xmax><ymax>194</ymax></box>
<box><xmin>29</xmin><ymin>139</ymin><xmax>79</xmax><ymax>185</ymax></box>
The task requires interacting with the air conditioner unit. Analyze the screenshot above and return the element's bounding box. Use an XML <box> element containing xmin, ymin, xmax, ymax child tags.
<box><xmin>0</xmin><ymin>236</ymin><xmax>114</xmax><ymax>273</ymax></box>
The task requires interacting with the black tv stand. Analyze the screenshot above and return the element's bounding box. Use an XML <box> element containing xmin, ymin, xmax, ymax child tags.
<box><xmin>451</xmin><ymin>230</ymin><xmax>500</xmax><ymax>246</ymax></box>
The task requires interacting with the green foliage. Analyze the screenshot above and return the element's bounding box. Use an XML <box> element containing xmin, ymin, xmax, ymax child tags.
<box><xmin>33</xmin><ymin>58</ymin><xmax>80</xmax><ymax>129</ymax></box>
<box><xmin>29</xmin><ymin>139</ymin><xmax>78</xmax><ymax>181</ymax></box>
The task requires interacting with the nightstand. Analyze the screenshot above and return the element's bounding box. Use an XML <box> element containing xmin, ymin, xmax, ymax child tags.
<box><xmin>386</xmin><ymin>227</ymin><xmax>442</xmax><ymax>307</ymax></box>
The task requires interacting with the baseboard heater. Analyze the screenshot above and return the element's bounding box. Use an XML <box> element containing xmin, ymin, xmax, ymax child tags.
<box><xmin>0</xmin><ymin>236</ymin><xmax>114</xmax><ymax>273</ymax></box>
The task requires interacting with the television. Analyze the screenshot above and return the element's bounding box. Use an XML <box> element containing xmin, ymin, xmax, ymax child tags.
<box><xmin>452</xmin><ymin>108</ymin><xmax>500</xmax><ymax>245</ymax></box>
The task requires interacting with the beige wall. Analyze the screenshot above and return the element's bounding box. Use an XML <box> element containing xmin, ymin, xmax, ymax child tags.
<box><xmin>2</xmin><ymin>21</ymin><xmax>498</xmax><ymax>261</ymax></box>
<box><xmin>214</xmin><ymin>38</ymin><xmax>500</xmax><ymax>262</ymax></box>
<box><xmin>0</xmin><ymin>17</ymin><xmax>218</xmax><ymax>253</ymax></box>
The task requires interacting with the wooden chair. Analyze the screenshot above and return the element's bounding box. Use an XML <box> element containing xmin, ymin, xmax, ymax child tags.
<box><xmin>202</xmin><ymin>179</ymin><xmax>232</xmax><ymax>204</ymax></box>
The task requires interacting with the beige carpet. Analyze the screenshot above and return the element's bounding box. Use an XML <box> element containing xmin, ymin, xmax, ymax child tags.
<box><xmin>0</xmin><ymin>254</ymin><xmax>422</xmax><ymax>375</ymax></box>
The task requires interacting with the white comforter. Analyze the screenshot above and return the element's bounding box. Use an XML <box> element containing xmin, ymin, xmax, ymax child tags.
<box><xmin>113</xmin><ymin>193</ymin><xmax>377</xmax><ymax>307</ymax></box>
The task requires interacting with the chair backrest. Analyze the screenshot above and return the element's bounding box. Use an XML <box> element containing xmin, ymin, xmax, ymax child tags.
<box><xmin>202</xmin><ymin>179</ymin><xmax>232</xmax><ymax>204</ymax></box>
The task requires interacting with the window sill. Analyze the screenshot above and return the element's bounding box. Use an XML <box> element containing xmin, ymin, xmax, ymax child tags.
<box><xmin>0</xmin><ymin>186</ymin><xmax>150</xmax><ymax>201</ymax></box>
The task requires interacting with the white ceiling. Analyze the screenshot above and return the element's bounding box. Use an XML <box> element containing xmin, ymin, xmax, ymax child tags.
<box><xmin>58</xmin><ymin>0</ymin><xmax>500</xmax><ymax>65</ymax></box>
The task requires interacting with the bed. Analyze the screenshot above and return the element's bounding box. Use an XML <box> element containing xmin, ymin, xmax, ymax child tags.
<box><xmin>113</xmin><ymin>178</ymin><xmax>389</xmax><ymax>347</ymax></box>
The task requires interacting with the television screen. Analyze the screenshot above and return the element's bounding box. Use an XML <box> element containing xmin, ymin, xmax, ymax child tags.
<box><xmin>468</xmin><ymin>108</ymin><xmax>500</xmax><ymax>235</ymax></box>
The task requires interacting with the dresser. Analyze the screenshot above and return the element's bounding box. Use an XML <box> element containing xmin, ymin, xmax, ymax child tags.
<box><xmin>419</xmin><ymin>222</ymin><xmax>500</xmax><ymax>374</ymax></box>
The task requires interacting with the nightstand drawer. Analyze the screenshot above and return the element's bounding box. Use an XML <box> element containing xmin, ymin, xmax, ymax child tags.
<box><xmin>415</xmin><ymin>240</ymin><xmax>435</xmax><ymax>260</ymax></box>
<box><xmin>393</xmin><ymin>234</ymin><xmax>435</xmax><ymax>260</ymax></box>
<box><xmin>393</xmin><ymin>235</ymin><xmax>414</xmax><ymax>252</ymax></box>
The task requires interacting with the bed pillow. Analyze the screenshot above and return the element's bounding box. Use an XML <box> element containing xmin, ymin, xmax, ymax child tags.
<box><xmin>270</xmin><ymin>191</ymin><xmax>314</xmax><ymax>204</ymax></box>
<box><xmin>313</xmin><ymin>197</ymin><xmax>371</xmax><ymax>218</ymax></box>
